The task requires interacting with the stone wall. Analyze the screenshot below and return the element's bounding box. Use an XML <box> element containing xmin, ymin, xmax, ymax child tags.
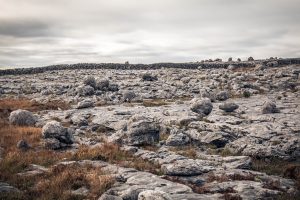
<box><xmin>0</xmin><ymin>58</ymin><xmax>299</xmax><ymax>76</ymax></box>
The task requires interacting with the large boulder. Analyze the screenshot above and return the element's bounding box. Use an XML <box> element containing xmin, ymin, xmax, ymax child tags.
<box><xmin>83</xmin><ymin>76</ymin><xmax>96</xmax><ymax>89</ymax></box>
<box><xmin>248</xmin><ymin>57</ymin><xmax>254</xmax><ymax>61</ymax></box>
<box><xmin>190</xmin><ymin>98</ymin><xmax>213</xmax><ymax>116</ymax></box>
<box><xmin>42</xmin><ymin>121</ymin><xmax>74</xmax><ymax>145</ymax></box>
<box><xmin>126</xmin><ymin>119</ymin><xmax>160</xmax><ymax>146</ymax></box>
<box><xmin>77</xmin><ymin>85</ymin><xmax>95</xmax><ymax>96</ymax></box>
<box><xmin>9</xmin><ymin>109</ymin><xmax>37</xmax><ymax>126</ymax></box>
<box><xmin>262</xmin><ymin>101</ymin><xmax>279</xmax><ymax>114</ymax></box>
<box><xmin>219</xmin><ymin>102</ymin><xmax>239</xmax><ymax>112</ymax></box>
<box><xmin>97</xmin><ymin>79</ymin><xmax>110</xmax><ymax>91</ymax></box>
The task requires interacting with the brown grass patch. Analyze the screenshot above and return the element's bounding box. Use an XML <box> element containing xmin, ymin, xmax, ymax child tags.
<box><xmin>0</xmin><ymin>98</ymin><xmax>70</xmax><ymax>120</ymax></box>
<box><xmin>72</xmin><ymin>143</ymin><xmax>162</xmax><ymax>175</ymax></box>
<box><xmin>169</xmin><ymin>145</ymin><xmax>198</xmax><ymax>159</ymax></box>
<box><xmin>251</xmin><ymin>158</ymin><xmax>300</xmax><ymax>177</ymax></box>
<box><xmin>159</xmin><ymin>132</ymin><xmax>169</xmax><ymax>141</ymax></box>
<box><xmin>32</xmin><ymin>163</ymin><xmax>115</xmax><ymax>200</ymax></box>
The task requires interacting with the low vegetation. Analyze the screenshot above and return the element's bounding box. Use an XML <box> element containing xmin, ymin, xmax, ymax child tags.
<box><xmin>0</xmin><ymin>98</ymin><xmax>70</xmax><ymax>121</ymax></box>
<box><xmin>0</xmin><ymin>98</ymin><xmax>163</xmax><ymax>199</ymax></box>
<box><xmin>142</xmin><ymin>99</ymin><xmax>169</xmax><ymax>107</ymax></box>
<box><xmin>169</xmin><ymin>145</ymin><xmax>198</xmax><ymax>159</ymax></box>
<box><xmin>73</xmin><ymin>143</ymin><xmax>162</xmax><ymax>175</ymax></box>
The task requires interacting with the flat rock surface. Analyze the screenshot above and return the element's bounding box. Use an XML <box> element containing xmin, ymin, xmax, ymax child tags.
<box><xmin>1</xmin><ymin>63</ymin><xmax>299</xmax><ymax>199</ymax></box>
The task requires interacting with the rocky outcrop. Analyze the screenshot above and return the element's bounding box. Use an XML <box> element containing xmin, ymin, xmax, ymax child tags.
<box><xmin>41</xmin><ymin>121</ymin><xmax>74</xmax><ymax>149</ymax></box>
<box><xmin>126</xmin><ymin>118</ymin><xmax>160</xmax><ymax>146</ymax></box>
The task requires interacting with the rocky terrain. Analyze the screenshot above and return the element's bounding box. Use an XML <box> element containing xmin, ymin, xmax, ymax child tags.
<box><xmin>0</xmin><ymin>58</ymin><xmax>299</xmax><ymax>200</ymax></box>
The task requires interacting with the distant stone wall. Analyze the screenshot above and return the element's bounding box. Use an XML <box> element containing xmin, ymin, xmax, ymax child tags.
<box><xmin>0</xmin><ymin>58</ymin><xmax>299</xmax><ymax>76</ymax></box>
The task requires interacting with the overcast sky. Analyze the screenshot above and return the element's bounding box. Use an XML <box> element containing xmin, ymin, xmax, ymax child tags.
<box><xmin>0</xmin><ymin>0</ymin><xmax>300</xmax><ymax>67</ymax></box>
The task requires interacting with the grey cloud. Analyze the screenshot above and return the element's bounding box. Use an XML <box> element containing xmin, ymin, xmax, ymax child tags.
<box><xmin>0</xmin><ymin>19</ymin><xmax>55</xmax><ymax>38</ymax></box>
<box><xmin>0</xmin><ymin>0</ymin><xmax>299</xmax><ymax>67</ymax></box>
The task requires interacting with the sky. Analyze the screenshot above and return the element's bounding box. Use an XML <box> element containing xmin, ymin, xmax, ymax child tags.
<box><xmin>0</xmin><ymin>0</ymin><xmax>300</xmax><ymax>67</ymax></box>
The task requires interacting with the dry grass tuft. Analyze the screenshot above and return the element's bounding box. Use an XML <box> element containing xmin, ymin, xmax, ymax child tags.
<box><xmin>32</xmin><ymin>163</ymin><xmax>115</xmax><ymax>200</ymax></box>
<box><xmin>142</xmin><ymin>99</ymin><xmax>169</xmax><ymax>107</ymax></box>
<box><xmin>0</xmin><ymin>98</ymin><xmax>70</xmax><ymax>119</ymax></box>
<box><xmin>72</xmin><ymin>143</ymin><xmax>162</xmax><ymax>175</ymax></box>
<box><xmin>251</xmin><ymin>158</ymin><xmax>299</xmax><ymax>177</ymax></box>
<box><xmin>0</xmin><ymin>98</ymin><xmax>162</xmax><ymax>198</ymax></box>
<box><xmin>159</xmin><ymin>132</ymin><xmax>169</xmax><ymax>141</ymax></box>
<box><xmin>169</xmin><ymin>145</ymin><xmax>198</xmax><ymax>159</ymax></box>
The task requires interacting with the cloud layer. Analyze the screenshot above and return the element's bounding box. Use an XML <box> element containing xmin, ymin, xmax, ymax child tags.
<box><xmin>0</xmin><ymin>0</ymin><xmax>300</xmax><ymax>67</ymax></box>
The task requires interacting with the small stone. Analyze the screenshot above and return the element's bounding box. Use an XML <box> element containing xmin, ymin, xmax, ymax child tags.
<box><xmin>76</xmin><ymin>99</ymin><xmax>94</xmax><ymax>109</ymax></box>
<box><xmin>123</xmin><ymin>91</ymin><xmax>136</xmax><ymax>102</ymax></box>
<box><xmin>219</xmin><ymin>102</ymin><xmax>239</xmax><ymax>112</ymax></box>
<box><xmin>138</xmin><ymin>190</ymin><xmax>172</xmax><ymax>200</ymax></box>
<box><xmin>227</xmin><ymin>65</ymin><xmax>236</xmax><ymax>70</ymax></box>
<box><xmin>262</xmin><ymin>101</ymin><xmax>279</xmax><ymax>114</ymax></box>
<box><xmin>142</xmin><ymin>73</ymin><xmax>158</xmax><ymax>81</ymax></box>
<box><xmin>17</xmin><ymin>140</ymin><xmax>30</xmax><ymax>150</ymax></box>
<box><xmin>216</xmin><ymin>91</ymin><xmax>229</xmax><ymax>101</ymax></box>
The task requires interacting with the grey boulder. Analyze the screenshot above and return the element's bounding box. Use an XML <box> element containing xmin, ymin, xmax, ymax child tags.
<box><xmin>126</xmin><ymin>120</ymin><xmax>160</xmax><ymax>146</ymax></box>
<box><xmin>77</xmin><ymin>85</ymin><xmax>95</xmax><ymax>96</ymax></box>
<box><xmin>42</xmin><ymin>121</ymin><xmax>74</xmax><ymax>145</ymax></box>
<box><xmin>190</xmin><ymin>98</ymin><xmax>213</xmax><ymax>116</ymax></box>
<box><xmin>219</xmin><ymin>102</ymin><xmax>239</xmax><ymax>112</ymax></box>
<box><xmin>83</xmin><ymin>76</ymin><xmax>96</xmax><ymax>88</ymax></box>
<box><xmin>9</xmin><ymin>109</ymin><xmax>37</xmax><ymax>126</ymax></box>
